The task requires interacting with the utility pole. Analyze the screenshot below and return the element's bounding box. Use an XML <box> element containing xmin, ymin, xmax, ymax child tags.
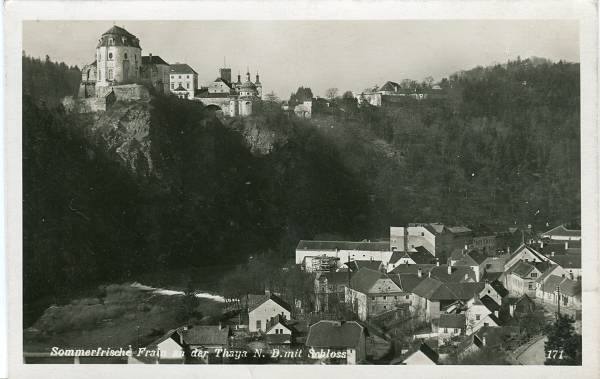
<box><xmin>556</xmin><ymin>285</ymin><xmax>561</xmax><ymax>318</ymax></box>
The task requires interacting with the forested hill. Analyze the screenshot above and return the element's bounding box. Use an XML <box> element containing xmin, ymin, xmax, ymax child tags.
<box><xmin>22</xmin><ymin>56</ymin><xmax>579</xmax><ymax>324</ymax></box>
<box><xmin>320</xmin><ymin>58</ymin><xmax>580</xmax><ymax>234</ymax></box>
<box><xmin>22</xmin><ymin>54</ymin><xmax>81</xmax><ymax>108</ymax></box>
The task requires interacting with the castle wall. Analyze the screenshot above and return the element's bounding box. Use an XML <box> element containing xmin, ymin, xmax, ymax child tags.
<box><xmin>61</xmin><ymin>96</ymin><xmax>114</xmax><ymax>114</ymax></box>
<box><xmin>96</xmin><ymin>84</ymin><xmax>149</xmax><ymax>102</ymax></box>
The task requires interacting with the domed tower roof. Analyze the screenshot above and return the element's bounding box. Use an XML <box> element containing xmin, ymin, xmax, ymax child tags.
<box><xmin>240</xmin><ymin>80</ymin><xmax>257</xmax><ymax>90</ymax></box>
<box><xmin>97</xmin><ymin>25</ymin><xmax>141</xmax><ymax>48</ymax></box>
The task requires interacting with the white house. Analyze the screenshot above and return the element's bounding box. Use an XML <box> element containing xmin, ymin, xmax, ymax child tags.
<box><xmin>169</xmin><ymin>63</ymin><xmax>198</xmax><ymax>99</ymax></box>
<box><xmin>540</xmin><ymin>225</ymin><xmax>581</xmax><ymax>241</ymax></box>
<box><xmin>248</xmin><ymin>292</ymin><xmax>292</xmax><ymax>333</ymax></box>
<box><xmin>295</xmin><ymin>240</ymin><xmax>391</xmax><ymax>267</ymax></box>
<box><xmin>305</xmin><ymin>320</ymin><xmax>366</xmax><ymax>364</ymax></box>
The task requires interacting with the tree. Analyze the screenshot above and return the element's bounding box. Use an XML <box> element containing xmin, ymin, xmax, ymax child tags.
<box><xmin>264</xmin><ymin>91</ymin><xmax>279</xmax><ymax>103</ymax></box>
<box><xmin>544</xmin><ymin>314</ymin><xmax>582</xmax><ymax>365</ymax></box>
<box><xmin>289</xmin><ymin>87</ymin><xmax>314</xmax><ymax>106</ymax></box>
<box><xmin>423</xmin><ymin>76</ymin><xmax>435</xmax><ymax>88</ymax></box>
<box><xmin>325</xmin><ymin>87</ymin><xmax>339</xmax><ymax>101</ymax></box>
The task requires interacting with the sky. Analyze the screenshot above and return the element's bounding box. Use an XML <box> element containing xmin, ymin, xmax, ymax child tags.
<box><xmin>23</xmin><ymin>20</ymin><xmax>579</xmax><ymax>98</ymax></box>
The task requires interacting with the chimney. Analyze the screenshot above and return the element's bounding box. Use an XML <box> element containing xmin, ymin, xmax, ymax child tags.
<box><xmin>540</xmin><ymin>241</ymin><xmax>544</xmax><ymax>248</ymax></box>
<box><xmin>436</xmin><ymin>259</ymin><xmax>440</xmax><ymax>267</ymax></box>
<box><xmin>551</xmin><ymin>251</ymin><xmax>555</xmax><ymax>257</ymax></box>
<box><xmin>403</xmin><ymin>227</ymin><xmax>408</xmax><ymax>253</ymax></box>
<box><xmin>265</xmin><ymin>289</ymin><xmax>271</xmax><ymax>297</ymax></box>
<box><xmin>237</xmin><ymin>73</ymin><xmax>241</xmax><ymax>84</ymax></box>
<box><xmin>428</xmin><ymin>271</ymin><xmax>431</xmax><ymax>278</ymax></box>
<box><xmin>565</xmin><ymin>241</ymin><xmax>569</xmax><ymax>249</ymax></box>
<box><xmin>448</xmin><ymin>265</ymin><xmax>452</xmax><ymax>275</ymax></box>
<box><xmin>417</xmin><ymin>268</ymin><xmax>422</xmax><ymax>278</ymax></box>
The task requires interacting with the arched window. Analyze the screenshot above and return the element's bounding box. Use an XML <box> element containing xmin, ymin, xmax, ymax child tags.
<box><xmin>124</xmin><ymin>53</ymin><xmax>128</xmax><ymax>59</ymax></box>
<box><xmin>108</xmin><ymin>52</ymin><xmax>113</xmax><ymax>60</ymax></box>
<box><xmin>108</xmin><ymin>38</ymin><xmax>114</xmax><ymax>45</ymax></box>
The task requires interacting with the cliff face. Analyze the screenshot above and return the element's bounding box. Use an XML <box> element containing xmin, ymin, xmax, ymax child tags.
<box><xmin>84</xmin><ymin>101</ymin><xmax>154</xmax><ymax>178</ymax></box>
<box><xmin>224</xmin><ymin>115</ymin><xmax>290</xmax><ymax>156</ymax></box>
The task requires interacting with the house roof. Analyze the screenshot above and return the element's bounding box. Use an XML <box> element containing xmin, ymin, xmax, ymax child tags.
<box><xmin>438</xmin><ymin>313</ymin><xmax>466</xmax><ymax>329</ymax></box>
<box><xmin>411</xmin><ymin>278</ymin><xmax>484</xmax><ymax>301</ymax></box>
<box><xmin>266</xmin><ymin>315</ymin><xmax>291</xmax><ymax>334</ymax></box>
<box><xmin>248</xmin><ymin>293</ymin><xmax>292</xmax><ymax>313</ymax></box>
<box><xmin>170</xmin><ymin>63</ymin><xmax>198</xmax><ymax>75</ymax></box>
<box><xmin>429</xmin><ymin>265</ymin><xmax>476</xmax><ymax>283</ymax></box>
<box><xmin>404</xmin><ymin>343</ymin><xmax>439</xmax><ymax>364</ymax></box>
<box><xmin>541</xmin><ymin>225</ymin><xmax>581</xmax><ymax>239</ymax></box>
<box><xmin>142</xmin><ymin>55</ymin><xmax>169</xmax><ymax>65</ymax></box>
<box><xmin>388</xmin><ymin>273</ymin><xmax>427</xmax><ymax>292</ymax></box>
<box><xmin>389</xmin><ymin>263</ymin><xmax>435</xmax><ymax>275</ymax></box>
<box><xmin>379</xmin><ymin>81</ymin><xmax>401</xmax><ymax>92</ymax></box>
<box><xmin>316</xmin><ymin>271</ymin><xmax>351</xmax><ymax>285</ymax></box>
<box><xmin>345</xmin><ymin>260</ymin><xmax>383</xmax><ymax>272</ymax></box>
<box><xmin>349</xmin><ymin>268</ymin><xmax>387</xmax><ymax>293</ymax></box>
<box><xmin>98</xmin><ymin>26</ymin><xmax>140</xmax><ymax>48</ymax></box>
<box><xmin>297</xmin><ymin>240</ymin><xmax>390</xmax><ymax>251</ymax></box>
<box><xmin>149</xmin><ymin>328</ymin><xmax>182</xmax><ymax>348</ymax></box>
<box><xmin>214</xmin><ymin>77</ymin><xmax>233</xmax><ymax>88</ymax></box>
<box><xmin>480</xmin><ymin>295</ymin><xmax>501</xmax><ymax>312</ymax></box>
<box><xmin>305</xmin><ymin>320</ymin><xmax>364</xmax><ymax>349</ymax></box>
<box><xmin>548</xmin><ymin>254</ymin><xmax>581</xmax><ymax>269</ymax></box>
<box><xmin>182</xmin><ymin>325</ymin><xmax>230</xmax><ymax>346</ymax></box>
<box><xmin>489</xmin><ymin>280</ymin><xmax>509</xmax><ymax>298</ymax></box>
<box><xmin>505</xmin><ymin>293</ymin><xmax>535</xmax><ymax>306</ymax></box>
<box><xmin>447</xmin><ymin>226</ymin><xmax>473</xmax><ymax>235</ymax></box>
<box><xmin>482</xmin><ymin>257</ymin><xmax>507</xmax><ymax>272</ymax></box>
<box><xmin>507</xmin><ymin>244</ymin><xmax>547</xmax><ymax>264</ymax></box>
<box><xmin>510</xmin><ymin>261</ymin><xmax>535</xmax><ymax>278</ymax></box>
<box><xmin>390</xmin><ymin>248</ymin><xmax>436</xmax><ymax>265</ymax></box>
<box><xmin>541</xmin><ymin>275</ymin><xmax>580</xmax><ymax>297</ymax></box>
<box><xmin>482</xmin><ymin>271</ymin><xmax>503</xmax><ymax>282</ymax></box>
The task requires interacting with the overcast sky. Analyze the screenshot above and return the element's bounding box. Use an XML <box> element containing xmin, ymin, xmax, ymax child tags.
<box><xmin>23</xmin><ymin>20</ymin><xmax>579</xmax><ymax>98</ymax></box>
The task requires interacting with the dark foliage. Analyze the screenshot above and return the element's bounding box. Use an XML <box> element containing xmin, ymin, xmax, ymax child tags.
<box><xmin>544</xmin><ymin>314</ymin><xmax>582</xmax><ymax>365</ymax></box>
<box><xmin>22</xmin><ymin>54</ymin><xmax>81</xmax><ymax>108</ymax></box>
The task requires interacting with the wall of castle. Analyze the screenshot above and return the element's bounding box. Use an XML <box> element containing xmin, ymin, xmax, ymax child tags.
<box><xmin>239</xmin><ymin>99</ymin><xmax>253</xmax><ymax>117</ymax></box>
<box><xmin>61</xmin><ymin>96</ymin><xmax>114</xmax><ymax>114</ymax></box>
<box><xmin>96</xmin><ymin>84</ymin><xmax>150</xmax><ymax>102</ymax></box>
<box><xmin>96</xmin><ymin>45</ymin><xmax>142</xmax><ymax>87</ymax></box>
<box><xmin>78</xmin><ymin>83</ymin><xmax>97</xmax><ymax>99</ymax></box>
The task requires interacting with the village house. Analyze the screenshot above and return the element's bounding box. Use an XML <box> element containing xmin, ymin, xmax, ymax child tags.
<box><xmin>505</xmin><ymin>260</ymin><xmax>551</xmax><ymax>297</ymax></box>
<box><xmin>464</xmin><ymin>295</ymin><xmax>501</xmax><ymax>335</ymax></box>
<box><xmin>504</xmin><ymin>294</ymin><xmax>536</xmax><ymax>318</ymax></box>
<box><xmin>433</xmin><ymin>313</ymin><xmax>466</xmax><ymax>343</ymax></box>
<box><xmin>536</xmin><ymin>275</ymin><xmax>581</xmax><ymax>311</ymax></box>
<box><xmin>345</xmin><ymin>268</ymin><xmax>409</xmax><ymax>321</ymax></box>
<box><xmin>503</xmin><ymin>244</ymin><xmax>549</xmax><ymax>272</ymax></box>
<box><xmin>305</xmin><ymin>320</ymin><xmax>366</xmax><ymax>364</ymax></box>
<box><xmin>449</xmin><ymin>249</ymin><xmax>488</xmax><ymax>281</ymax></box>
<box><xmin>169</xmin><ymin>63</ymin><xmax>198</xmax><ymax>99</ymax></box>
<box><xmin>345</xmin><ymin>259</ymin><xmax>385</xmax><ymax>272</ymax></box>
<box><xmin>400</xmin><ymin>343</ymin><xmax>439</xmax><ymax>365</ymax></box>
<box><xmin>409</xmin><ymin>278</ymin><xmax>489</xmax><ymax>322</ymax></box>
<box><xmin>295</xmin><ymin>240</ymin><xmax>391</xmax><ymax>268</ymax></box>
<box><xmin>264</xmin><ymin>315</ymin><xmax>294</xmax><ymax>346</ymax></box>
<box><xmin>469</xmin><ymin>225</ymin><xmax>498</xmax><ymax>253</ymax></box>
<box><xmin>248</xmin><ymin>291</ymin><xmax>292</xmax><ymax>333</ymax></box>
<box><xmin>457</xmin><ymin>326</ymin><xmax>520</xmax><ymax>359</ymax></box>
<box><xmin>540</xmin><ymin>224</ymin><xmax>581</xmax><ymax>241</ymax></box>
<box><xmin>547</xmin><ymin>254</ymin><xmax>582</xmax><ymax>279</ymax></box>
<box><xmin>386</xmin><ymin>247</ymin><xmax>436</xmax><ymax>272</ymax></box>
<box><xmin>140</xmin><ymin>54</ymin><xmax>170</xmax><ymax>94</ymax></box>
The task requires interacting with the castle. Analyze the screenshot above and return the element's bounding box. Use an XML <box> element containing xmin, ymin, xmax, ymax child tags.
<box><xmin>73</xmin><ymin>25</ymin><xmax>262</xmax><ymax>117</ymax></box>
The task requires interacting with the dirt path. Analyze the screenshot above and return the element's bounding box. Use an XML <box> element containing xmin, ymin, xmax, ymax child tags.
<box><xmin>515</xmin><ymin>335</ymin><xmax>547</xmax><ymax>365</ymax></box>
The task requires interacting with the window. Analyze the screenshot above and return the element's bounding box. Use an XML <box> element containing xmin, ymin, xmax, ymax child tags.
<box><xmin>421</xmin><ymin>232</ymin><xmax>425</xmax><ymax>236</ymax></box>
<box><xmin>371</xmin><ymin>297</ymin><xmax>375</xmax><ymax>300</ymax></box>
<box><xmin>171</xmin><ymin>83</ymin><xmax>174</xmax><ymax>89</ymax></box>
<box><xmin>528</xmin><ymin>283</ymin><xmax>534</xmax><ymax>290</ymax></box>
<box><xmin>256</xmin><ymin>320</ymin><xmax>261</xmax><ymax>330</ymax></box>
<box><xmin>454</xmin><ymin>328</ymin><xmax>459</xmax><ymax>333</ymax></box>
<box><xmin>179</xmin><ymin>75</ymin><xmax>181</xmax><ymax>79</ymax></box>
<box><xmin>108</xmin><ymin>38</ymin><xmax>114</xmax><ymax>45</ymax></box>
<box><xmin>484</xmin><ymin>322</ymin><xmax>489</xmax><ymax>326</ymax></box>
<box><xmin>475</xmin><ymin>314</ymin><xmax>481</xmax><ymax>320</ymax></box>
<box><xmin>107</xmin><ymin>69</ymin><xmax>113</xmax><ymax>80</ymax></box>
<box><xmin>383</xmin><ymin>296</ymin><xmax>386</xmax><ymax>300</ymax></box>
<box><xmin>186</xmin><ymin>83</ymin><xmax>189</xmax><ymax>89</ymax></box>
<box><xmin>531</xmin><ymin>273</ymin><xmax>538</xmax><ymax>278</ymax></box>
<box><xmin>122</xmin><ymin>37</ymin><xmax>126</xmax><ymax>44</ymax></box>
<box><xmin>383</xmin><ymin>305</ymin><xmax>387</xmax><ymax>309</ymax></box>
<box><xmin>124</xmin><ymin>53</ymin><xmax>128</xmax><ymax>59</ymax></box>
<box><xmin>187</xmin><ymin>75</ymin><xmax>190</xmax><ymax>79</ymax></box>
<box><xmin>108</xmin><ymin>52</ymin><xmax>113</xmax><ymax>60</ymax></box>
<box><xmin>405</xmin><ymin>295</ymin><xmax>409</xmax><ymax>299</ymax></box>
<box><xmin>443</xmin><ymin>328</ymin><xmax>448</xmax><ymax>333</ymax></box>
<box><xmin>171</xmin><ymin>75</ymin><xmax>174</xmax><ymax>79</ymax></box>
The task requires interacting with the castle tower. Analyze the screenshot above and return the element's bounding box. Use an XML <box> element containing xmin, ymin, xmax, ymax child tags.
<box><xmin>220</xmin><ymin>68</ymin><xmax>232</xmax><ymax>83</ymax></box>
<box><xmin>95</xmin><ymin>25</ymin><xmax>142</xmax><ymax>89</ymax></box>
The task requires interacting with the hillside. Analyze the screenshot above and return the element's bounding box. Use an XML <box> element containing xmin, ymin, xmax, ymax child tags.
<box><xmin>22</xmin><ymin>56</ymin><xmax>580</xmax><ymax>325</ymax></box>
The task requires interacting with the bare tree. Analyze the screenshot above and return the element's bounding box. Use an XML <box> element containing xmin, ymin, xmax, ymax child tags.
<box><xmin>325</xmin><ymin>87</ymin><xmax>339</xmax><ymax>101</ymax></box>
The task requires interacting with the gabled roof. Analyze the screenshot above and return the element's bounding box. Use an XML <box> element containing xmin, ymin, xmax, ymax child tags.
<box><xmin>542</xmin><ymin>275</ymin><xmax>581</xmax><ymax>297</ymax></box>
<box><xmin>266</xmin><ymin>315</ymin><xmax>292</xmax><ymax>334</ymax></box>
<box><xmin>489</xmin><ymin>280</ymin><xmax>509</xmax><ymax>298</ymax></box>
<box><xmin>438</xmin><ymin>313</ymin><xmax>466</xmax><ymax>329</ymax></box>
<box><xmin>170</xmin><ymin>63</ymin><xmax>198</xmax><ymax>75</ymax></box>
<box><xmin>248</xmin><ymin>293</ymin><xmax>292</xmax><ymax>313</ymax></box>
<box><xmin>389</xmin><ymin>263</ymin><xmax>435</xmax><ymax>275</ymax></box>
<box><xmin>345</xmin><ymin>260</ymin><xmax>383</xmax><ymax>272</ymax></box>
<box><xmin>429</xmin><ymin>265</ymin><xmax>476</xmax><ymax>283</ymax></box>
<box><xmin>480</xmin><ymin>295</ymin><xmax>501</xmax><ymax>313</ymax></box>
<box><xmin>349</xmin><ymin>268</ymin><xmax>387</xmax><ymax>293</ymax></box>
<box><xmin>388</xmin><ymin>273</ymin><xmax>427</xmax><ymax>292</ymax></box>
<box><xmin>182</xmin><ymin>325</ymin><xmax>231</xmax><ymax>346</ymax></box>
<box><xmin>379</xmin><ymin>81</ymin><xmax>401</xmax><ymax>92</ymax></box>
<box><xmin>390</xmin><ymin>247</ymin><xmax>436</xmax><ymax>265</ymax></box>
<box><xmin>405</xmin><ymin>343</ymin><xmax>439</xmax><ymax>364</ymax></box>
<box><xmin>507</xmin><ymin>244</ymin><xmax>547</xmax><ymax>264</ymax></box>
<box><xmin>305</xmin><ymin>320</ymin><xmax>364</xmax><ymax>349</ymax></box>
<box><xmin>142</xmin><ymin>55</ymin><xmax>169</xmax><ymax>65</ymax></box>
<box><xmin>214</xmin><ymin>77</ymin><xmax>233</xmax><ymax>88</ymax></box>
<box><xmin>541</xmin><ymin>225</ymin><xmax>581</xmax><ymax>238</ymax></box>
<box><xmin>297</xmin><ymin>240</ymin><xmax>390</xmax><ymax>251</ymax></box>
<box><xmin>510</xmin><ymin>261</ymin><xmax>536</xmax><ymax>278</ymax></box>
<box><xmin>149</xmin><ymin>328</ymin><xmax>182</xmax><ymax>348</ymax></box>
<box><xmin>548</xmin><ymin>254</ymin><xmax>581</xmax><ymax>269</ymax></box>
<box><xmin>447</xmin><ymin>226</ymin><xmax>473</xmax><ymax>235</ymax></box>
<box><xmin>411</xmin><ymin>278</ymin><xmax>485</xmax><ymax>301</ymax></box>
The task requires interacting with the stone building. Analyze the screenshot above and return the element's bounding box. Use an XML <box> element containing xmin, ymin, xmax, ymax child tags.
<box><xmin>194</xmin><ymin>68</ymin><xmax>263</xmax><ymax>117</ymax></box>
<box><xmin>141</xmin><ymin>54</ymin><xmax>170</xmax><ymax>94</ymax></box>
<box><xmin>169</xmin><ymin>63</ymin><xmax>198</xmax><ymax>99</ymax></box>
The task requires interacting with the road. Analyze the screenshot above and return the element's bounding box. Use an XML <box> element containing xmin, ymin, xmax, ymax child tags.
<box><xmin>515</xmin><ymin>336</ymin><xmax>547</xmax><ymax>365</ymax></box>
